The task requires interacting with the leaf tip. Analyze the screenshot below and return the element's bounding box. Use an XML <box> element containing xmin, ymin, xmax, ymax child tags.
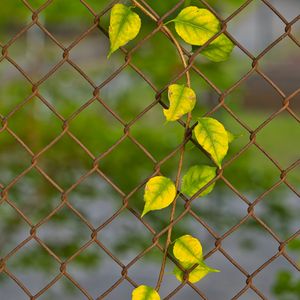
<box><xmin>107</xmin><ymin>48</ymin><xmax>114</xmax><ymax>58</ymax></box>
<box><xmin>141</xmin><ymin>207</ymin><xmax>149</xmax><ymax>218</ymax></box>
<box><xmin>208</xmin><ymin>267</ymin><xmax>220</xmax><ymax>273</ymax></box>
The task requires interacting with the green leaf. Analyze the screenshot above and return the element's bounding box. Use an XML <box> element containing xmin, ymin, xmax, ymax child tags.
<box><xmin>132</xmin><ymin>285</ymin><xmax>160</xmax><ymax>300</ymax></box>
<box><xmin>108</xmin><ymin>4</ymin><xmax>141</xmax><ymax>57</ymax></box>
<box><xmin>173</xmin><ymin>235</ymin><xmax>202</xmax><ymax>263</ymax></box>
<box><xmin>194</xmin><ymin>117</ymin><xmax>229</xmax><ymax>168</ymax></box>
<box><xmin>142</xmin><ymin>176</ymin><xmax>176</xmax><ymax>217</ymax></box>
<box><xmin>163</xmin><ymin>84</ymin><xmax>196</xmax><ymax>121</ymax></box>
<box><xmin>173</xmin><ymin>261</ymin><xmax>220</xmax><ymax>283</ymax></box>
<box><xmin>193</xmin><ymin>34</ymin><xmax>234</xmax><ymax>62</ymax></box>
<box><xmin>201</xmin><ymin>34</ymin><xmax>234</xmax><ymax>62</ymax></box>
<box><xmin>181</xmin><ymin>165</ymin><xmax>216</xmax><ymax>197</ymax></box>
<box><xmin>173</xmin><ymin>6</ymin><xmax>220</xmax><ymax>46</ymax></box>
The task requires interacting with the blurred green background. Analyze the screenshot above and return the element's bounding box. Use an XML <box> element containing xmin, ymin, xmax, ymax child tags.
<box><xmin>0</xmin><ymin>0</ymin><xmax>299</xmax><ymax>299</ymax></box>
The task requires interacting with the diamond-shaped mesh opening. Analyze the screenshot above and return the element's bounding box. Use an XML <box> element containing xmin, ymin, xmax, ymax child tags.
<box><xmin>38</xmin><ymin>62</ymin><xmax>94</xmax><ymax>116</ymax></box>
<box><xmin>129</xmin><ymin>105</ymin><xmax>183</xmax><ymax>161</ymax></box>
<box><xmin>67</xmin><ymin>173</ymin><xmax>121</xmax><ymax>228</ymax></box>
<box><xmin>130</xmin><ymin>30</ymin><xmax>182</xmax><ymax>87</ymax></box>
<box><xmin>68</xmin><ymin>29</ymin><xmax>110</xmax><ymax>84</ymax></box>
<box><xmin>258</xmin><ymin>36</ymin><xmax>300</xmax><ymax>94</ymax></box>
<box><xmin>7</xmin><ymin>95</ymin><xmax>62</xmax><ymax>153</ymax></box>
<box><xmin>190</xmin><ymin>180</ymin><xmax>249</xmax><ymax>235</ymax></box>
<box><xmin>253</xmin><ymin>256</ymin><xmax>300</xmax><ymax>299</ymax></box>
<box><xmin>68</xmin><ymin>100</ymin><xmax>124</xmax><ymax>156</ymax></box>
<box><xmin>37</xmin><ymin>206</ymin><xmax>92</xmax><ymax>261</ymax></box>
<box><xmin>7</xmin><ymin>24</ymin><xmax>63</xmax><ymax>82</ymax></box>
<box><xmin>36</xmin><ymin>0</ymin><xmax>97</xmax><ymax>46</ymax></box>
<box><xmin>223</xmin><ymin>145</ymin><xmax>282</xmax><ymax>200</ymax></box>
<box><xmin>5</xmin><ymin>239</ymin><xmax>61</xmax><ymax>295</ymax></box>
<box><xmin>36</xmin><ymin>133</ymin><xmax>93</xmax><ymax>189</ymax></box>
<box><xmin>99</xmin><ymin>137</ymin><xmax>155</xmax><ymax>193</ymax></box>
<box><xmin>128</xmin><ymin>246</ymin><xmax>164</xmax><ymax>286</ymax></box>
<box><xmin>193</xmin><ymin>43</ymin><xmax>253</xmax><ymax>92</ymax></box>
<box><xmin>224</xmin><ymin>72</ymin><xmax>284</xmax><ymax>125</ymax></box>
<box><xmin>0</xmin><ymin>271</ymin><xmax>30</xmax><ymax>300</ymax></box>
<box><xmin>255</xmin><ymin>184</ymin><xmax>300</xmax><ymax>240</ymax></box>
<box><xmin>99</xmin><ymin>209</ymin><xmax>154</xmax><ymax>263</ymax></box>
<box><xmin>6</xmin><ymin>168</ymin><xmax>61</xmax><ymax>224</ymax></box>
<box><xmin>0</xmin><ymin>0</ymin><xmax>299</xmax><ymax>299</ymax></box>
<box><xmin>200</xmin><ymin>251</ymin><xmax>246</xmax><ymax>299</ymax></box>
<box><xmin>100</xmin><ymin>65</ymin><xmax>157</xmax><ymax>123</ymax></box>
<box><xmin>255</xmin><ymin>110</ymin><xmax>300</xmax><ymax>167</ymax></box>
<box><xmin>226</xmin><ymin>0</ymin><xmax>286</xmax><ymax>55</ymax></box>
<box><xmin>66</xmin><ymin>243</ymin><xmax>122</xmax><ymax>299</ymax></box>
<box><xmin>221</xmin><ymin>219</ymin><xmax>280</xmax><ymax>274</ymax></box>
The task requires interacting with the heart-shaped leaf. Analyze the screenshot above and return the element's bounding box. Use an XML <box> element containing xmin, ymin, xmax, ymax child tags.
<box><xmin>181</xmin><ymin>165</ymin><xmax>216</xmax><ymax>197</ymax></box>
<box><xmin>132</xmin><ymin>285</ymin><xmax>160</xmax><ymax>300</ymax></box>
<box><xmin>173</xmin><ymin>261</ymin><xmax>219</xmax><ymax>283</ymax></box>
<box><xmin>194</xmin><ymin>117</ymin><xmax>229</xmax><ymax>168</ymax></box>
<box><xmin>173</xmin><ymin>235</ymin><xmax>202</xmax><ymax>263</ymax></box>
<box><xmin>199</xmin><ymin>34</ymin><xmax>234</xmax><ymax>62</ymax></box>
<box><xmin>142</xmin><ymin>176</ymin><xmax>176</xmax><ymax>217</ymax></box>
<box><xmin>163</xmin><ymin>84</ymin><xmax>196</xmax><ymax>121</ymax></box>
<box><xmin>108</xmin><ymin>4</ymin><xmax>141</xmax><ymax>57</ymax></box>
<box><xmin>173</xmin><ymin>6</ymin><xmax>220</xmax><ymax>46</ymax></box>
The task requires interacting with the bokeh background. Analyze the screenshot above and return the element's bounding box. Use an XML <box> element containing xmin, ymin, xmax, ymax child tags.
<box><xmin>0</xmin><ymin>0</ymin><xmax>299</xmax><ymax>299</ymax></box>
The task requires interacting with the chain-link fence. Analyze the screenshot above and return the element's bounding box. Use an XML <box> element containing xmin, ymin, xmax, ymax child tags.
<box><xmin>0</xmin><ymin>0</ymin><xmax>299</xmax><ymax>299</ymax></box>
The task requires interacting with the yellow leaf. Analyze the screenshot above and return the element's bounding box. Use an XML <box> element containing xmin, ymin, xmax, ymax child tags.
<box><xmin>163</xmin><ymin>84</ymin><xmax>196</xmax><ymax>122</ymax></box>
<box><xmin>142</xmin><ymin>176</ymin><xmax>176</xmax><ymax>217</ymax></box>
<box><xmin>132</xmin><ymin>285</ymin><xmax>160</xmax><ymax>300</ymax></box>
<box><xmin>173</xmin><ymin>261</ymin><xmax>219</xmax><ymax>283</ymax></box>
<box><xmin>173</xmin><ymin>6</ymin><xmax>220</xmax><ymax>46</ymax></box>
<box><xmin>194</xmin><ymin>117</ymin><xmax>229</xmax><ymax>168</ymax></box>
<box><xmin>108</xmin><ymin>4</ymin><xmax>141</xmax><ymax>57</ymax></box>
<box><xmin>173</xmin><ymin>235</ymin><xmax>202</xmax><ymax>264</ymax></box>
<box><xmin>181</xmin><ymin>165</ymin><xmax>216</xmax><ymax>197</ymax></box>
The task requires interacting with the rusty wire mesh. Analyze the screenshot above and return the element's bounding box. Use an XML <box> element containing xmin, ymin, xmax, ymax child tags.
<box><xmin>0</xmin><ymin>0</ymin><xmax>299</xmax><ymax>299</ymax></box>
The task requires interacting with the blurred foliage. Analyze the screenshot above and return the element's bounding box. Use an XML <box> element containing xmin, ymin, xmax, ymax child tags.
<box><xmin>272</xmin><ymin>271</ymin><xmax>300</xmax><ymax>300</ymax></box>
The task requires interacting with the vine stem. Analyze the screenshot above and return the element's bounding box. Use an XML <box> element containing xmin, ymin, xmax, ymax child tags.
<box><xmin>130</xmin><ymin>0</ymin><xmax>192</xmax><ymax>291</ymax></box>
<box><xmin>131</xmin><ymin>0</ymin><xmax>190</xmax><ymax>86</ymax></box>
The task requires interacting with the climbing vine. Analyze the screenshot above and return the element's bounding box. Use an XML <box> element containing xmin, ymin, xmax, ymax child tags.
<box><xmin>108</xmin><ymin>2</ymin><xmax>235</xmax><ymax>299</ymax></box>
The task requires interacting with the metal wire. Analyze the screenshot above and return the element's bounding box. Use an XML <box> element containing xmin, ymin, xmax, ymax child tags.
<box><xmin>0</xmin><ymin>0</ymin><xmax>299</xmax><ymax>299</ymax></box>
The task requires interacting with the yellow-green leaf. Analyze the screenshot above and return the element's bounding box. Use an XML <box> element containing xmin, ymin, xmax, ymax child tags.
<box><xmin>182</xmin><ymin>165</ymin><xmax>216</xmax><ymax>197</ymax></box>
<box><xmin>173</xmin><ymin>6</ymin><xmax>220</xmax><ymax>46</ymax></box>
<box><xmin>108</xmin><ymin>4</ymin><xmax>141</xmax><ymax>57</ymax></box>
<box><xmin>142</xmin><ymin>176</ymin><xmax>176</xmax><ymax>217</ymax></box>
<box><xmin>132</xmin><ymin>285</ymin><xmax>160</xmax><ymax>300</ymax></box>
<box><xmin>194</xmin><ymin>117</ymin><xmax>229</xmax><ymax>168</ymax></box>
<box><xmin>173</xmin><ymin>235</ymin><xmax>202</xmax><ymax>263</ymax></box>
<box><xmin>200</xmin><ymin>34</ymin><xmax>234</xmax><ymax>62</ymax></box>
<box><xmin>163</xmin><ymin>84</ymin><xmax>196</xmax><ymax>121</ymax></box>
<box><xmin>173</xmin><ymin>261</ymin><xmax>219</xmax><ymax>283</ymax></box>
